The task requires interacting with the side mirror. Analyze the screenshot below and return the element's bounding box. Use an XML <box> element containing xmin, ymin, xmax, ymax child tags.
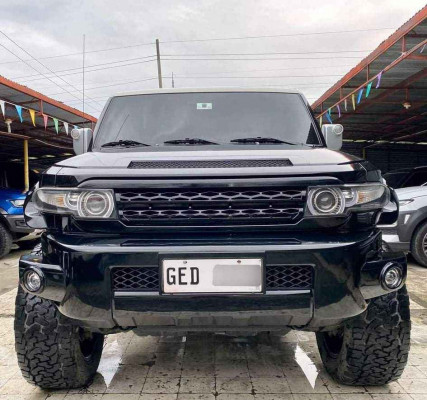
<box><xmin>71</xmin><ymin>128</ymin><xmax>93</xmax><ymax>155</ymax></box>
<box><xmin>321</xmin><ymin>124</ymin><xmax>343</xmax><ymax>150</ymax></box>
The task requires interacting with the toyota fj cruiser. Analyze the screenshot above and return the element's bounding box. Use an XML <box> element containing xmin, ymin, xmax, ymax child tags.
<box><xmin>16</xmin><ymin>89</ymin><xmax>410</xmax><ymax>389</ymax></box>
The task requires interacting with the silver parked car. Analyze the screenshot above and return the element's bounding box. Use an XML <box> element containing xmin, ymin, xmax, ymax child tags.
<box><xmin>381</xmin><ymin>186</ymin><xmax>427</xmax><ymax>267</ymax></box>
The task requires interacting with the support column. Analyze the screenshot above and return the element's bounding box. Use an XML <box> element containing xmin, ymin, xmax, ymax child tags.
<box><xmin>24</xmin><ymin>139</ymin><xmax>29</xmax><ymax>192</ymax></box>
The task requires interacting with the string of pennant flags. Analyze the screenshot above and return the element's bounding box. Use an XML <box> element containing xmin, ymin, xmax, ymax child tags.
<box><xmin>0</xmin><ymin>99</ymin><xmax>79</xmax><ymax>135</ymax></box>
<box><xmin>319</xmin><ymin>69</ymin><xmax>383</xmax><ymax>126</ymax></box>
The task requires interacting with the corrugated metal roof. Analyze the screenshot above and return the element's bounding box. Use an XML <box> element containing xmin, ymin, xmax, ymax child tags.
<box><xmin>312</xmin><ymin>6</ymin><xmax>427</xmax><ymax>145</ymax></box>
<box><xmin>0</xmin><ymin>74</ymin><xmax>97</xmax><ymax>168</ymax></box>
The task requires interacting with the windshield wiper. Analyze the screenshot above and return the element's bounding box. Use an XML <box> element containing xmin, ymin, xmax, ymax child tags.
<box><xmin>101</xmin><ymin>140</ymin><xmax>149</xmax><ymax>148</ymax></box>
<box><xmin>164</xmin><ymin>138</ymin><xmax>218</xmax><ymax>145</ymax></box>
<box><xmin>230</xmin><ymin>137</ymin><xmax>310</xmax><ymax>146</ymax></box>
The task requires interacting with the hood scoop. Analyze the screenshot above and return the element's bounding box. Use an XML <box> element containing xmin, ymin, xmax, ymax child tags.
<box><xmin>128</xmin><ymin>159</ymin><xmax>293</xmax><ymax>169</ymax></box>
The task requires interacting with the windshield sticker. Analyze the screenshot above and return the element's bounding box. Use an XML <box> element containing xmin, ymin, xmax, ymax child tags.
<box><xmin>197</xmin><ymin>103</ymin><xmax>212</xmax><ymax>110</ymax></box>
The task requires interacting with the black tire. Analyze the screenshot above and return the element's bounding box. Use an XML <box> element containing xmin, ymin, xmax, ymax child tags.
<box><xmin>411</xmin><ymin>221</ymin><xmax>427</xmax><ymax>267</ymax></box>
<box><xmin>0</xmin><ymin>222</ymin><xmax>13</xmax><ymax>259</ymax></box>
<box><xmin>316</xmin><ymin>286</ymin><xmax>411</xmax><ymax>386</ymax></box>
<box><xmin>14</xmin><ymin>288</ymin><xmax>104</xmax><ymax>389</ymax></box>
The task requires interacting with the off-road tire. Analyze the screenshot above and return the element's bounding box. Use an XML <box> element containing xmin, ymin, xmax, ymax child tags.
<box><xmin>316</xmin><ymin>285</ymin><xmax>410</xmax><ymax>386</ymax></box>
<box><xmin>411</xmin><ymin>221</ymin><xmax>427</xmax><ymax>267</ymax></box>
<box><xmin>14</xmin><ymin>288</ymin><xmax>104</xmax><ymax>389</ymax></box>
<box><xmin>0</xmin><ymin>222</ymin><xmax>13</xmax><ymax>259</ymax></box>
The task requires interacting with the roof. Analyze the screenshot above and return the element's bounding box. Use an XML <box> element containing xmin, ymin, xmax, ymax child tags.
<box><xmin>114</xmin><ymin>87</ymin><xmax>304</xmax><ymax>96</ymax></box>
<box><xmin>312</xmin><ymin>6</ymin><xmax>427</xmax><ymax>146</ymax></box>
<box><xmin>0</xmin><ymin>74</ymin><xmax>97</xmax><ymax>169</ymax></box>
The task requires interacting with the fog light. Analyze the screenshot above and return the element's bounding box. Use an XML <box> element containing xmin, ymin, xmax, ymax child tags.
<box><xmin>23</xmin><ymin>269</ymin><xmax>43</xmax><ymax>292</ymax></box>
<box><xmin>381</xmin><ymin>263</ymin><xmax>403</xmax><ymax>290</ymax></box>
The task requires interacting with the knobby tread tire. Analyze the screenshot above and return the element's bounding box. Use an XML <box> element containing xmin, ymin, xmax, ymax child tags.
<box><xmin>316</xmin><ymin>286</ymin><xmax>411</xmax><ymax>386</ymax></box>
<box><xmin>411</xmin><ymin>221</ymin><xmax>427</xmax><ymax>267</ymax></box>
<box><xmin>14</xmin><ymin>288</ymin><xmax>104</xmax><ymax>389</ymax></box>
<box><xmin>0</xmin><ymin>222</ymin><xmax>13</xmax><ymax>259</ymax></box>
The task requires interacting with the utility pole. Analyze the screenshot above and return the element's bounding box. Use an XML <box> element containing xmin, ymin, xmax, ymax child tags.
<box><xmin>172</xmin><ymin>72</ymin><xmax>175</xmax><ymax>88</ymax></box>
<box><xmin>82</xmin><ymin>34</ymin><xmax>86</xmax><ymax>118</ymax></box>
<box><xmin>155</xmin><ymin>39</ymin><xmax>163</xmax><ymax>88</ymax></box>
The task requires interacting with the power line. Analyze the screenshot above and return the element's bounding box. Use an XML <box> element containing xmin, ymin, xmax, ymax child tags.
<box><xmin>160</xmin><ymin>27</ymin><xmax>395</xmax><ymax>44</ymax></box>
<box><xmin>47</xmin><ymin>76</ymin><xmax>159</xmax><ymax>96</ymax></box>
<box><xmin>0</xmin><ymin>32</ymin><xmax>102</xmax><ymax>113</ymax></box>
<box><xmin>11</xmin><ymin>54</ymin><xmax>360</xmax><ymax>87</ymax></box>
<box><xmin>162</xmin><ymin>49</ymin><xmax>372</xmax><ymax>57</ymax></box>
<box><xmin>174</xmin><ymin>74</ymin><xmax>343</xmax><ymax>78</ymax></box>
<box><xmin>12</xmin><ymin>54</ymin><xmax>158</xmax><ymax>81</ymax></box>
<box><xmin>0</xmin><ymin>41</ymin><xmax>156</xmax><ymax>66</ymax></box>
<box><xmin>12</xmin><ymin>50</ymin><xmax>364</xmax><ymax>82</ymax></box>
<box><xmin>0</xmin><ymin>27</ymin><xmax>393</xmax><ymax>66</ymax></box>
<box><xmin>50</xmin><ymin>78</ymin><xmax>336</xmax><ymax>98</ymax></box>
<box><xmin>14</xmin><ymin>58</ymin><xmax>158</xmax><ymax>84</ymax></box>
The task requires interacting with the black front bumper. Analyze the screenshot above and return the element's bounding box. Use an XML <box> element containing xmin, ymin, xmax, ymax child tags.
<box><xmin>19</xmin><ymin>230</ymin><xmax>406</xmax><ymax>332</ymax></box>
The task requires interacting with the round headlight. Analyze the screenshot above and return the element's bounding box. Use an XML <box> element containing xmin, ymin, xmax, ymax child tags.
<box><xmin>78</xmin><ymin>191</ymin><xmax>114</xmax><ymax>218</ymax></box>
<box><xmin>308</xmin><ymin>188</ymin><xmax>345</xmax><ymax>215</ymax></box>
<box><xmin>64</xmin><ymin>192</ymin><xmax>80</xmax><ymax>210</ymax></box>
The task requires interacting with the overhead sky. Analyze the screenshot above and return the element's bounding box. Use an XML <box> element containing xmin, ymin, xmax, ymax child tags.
<box><xmin>0</xmin><ymin>0</ymin><xmax>425</xmax><ymax>118</ymax></box>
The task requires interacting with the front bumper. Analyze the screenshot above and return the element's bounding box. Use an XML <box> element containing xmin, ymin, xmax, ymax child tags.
<box><xmin>19</xmin><ymin>230</ymin><xmax>407</xmax><ymax>332</ymax></box>
<box><xmin>3</xmin><ymin>214</ymin><xmax>34</xmax><ymax>234</ymax></box>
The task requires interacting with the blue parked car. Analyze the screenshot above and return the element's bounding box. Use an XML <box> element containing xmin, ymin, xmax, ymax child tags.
<box><xmin>0</xmin><ymin>164</ymin><xmax>38</xmax><ymax>258</ymax></box>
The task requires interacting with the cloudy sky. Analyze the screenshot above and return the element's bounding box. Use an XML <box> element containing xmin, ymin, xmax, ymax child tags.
<box><xmin>0</xmin><ymin>0</ymin><xmax>425</xmax><ymax>117</ymax></box>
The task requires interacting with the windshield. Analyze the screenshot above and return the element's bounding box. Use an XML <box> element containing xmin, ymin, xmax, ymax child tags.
<box><xmin>94</xmin><ymin>92</ymin><xmax>323</xmax><ymax>149</ymax></box>
<box><xmin>383</xmin><ymin>171</ymin><xmax>409</xmax><ymax>189</ymax></box>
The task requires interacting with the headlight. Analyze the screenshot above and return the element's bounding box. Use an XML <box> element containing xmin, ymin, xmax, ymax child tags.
<box><xmin>307</xmin><ymin>188</ymin><xmax>345</xmax><ymax>215</ymax></box>
<box><xmin>306</xmin><ymin>184</ymin><xmax>389</xmax><ymax>216</ymax></box>
<box><xmin>10</xmin><ymin>199</ymin><xmax>25</xmax><ymax>207</ymax></box>
<box><xmin>33</xmin><ymin>188</ymin><xmax>116</xmax><ymax>219</ymax></box>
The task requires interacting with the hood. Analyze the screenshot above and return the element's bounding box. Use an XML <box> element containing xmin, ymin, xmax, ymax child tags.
<box><xmin>57</xmin><ymin>148</ymin><xmax>362</xmax><ymax>169</ymax></box>
<box><xmin>395</xmin><ymin>186</ymin><xmax>427</xmax><ymax>200</ymax></box>
<box><xmin>0</xmin><ymin>188</ymin><xmax>26</xmax><ymax>200</ymax></box>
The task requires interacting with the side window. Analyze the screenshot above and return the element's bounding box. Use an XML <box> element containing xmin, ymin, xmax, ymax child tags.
<box><xmin>404</xmin><ymin>171</ymin><xmax>427</xmax><ymax>187</ymax></box>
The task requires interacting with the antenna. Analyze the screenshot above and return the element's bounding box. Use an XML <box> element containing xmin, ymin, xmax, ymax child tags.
<box><xmin>82</xmin><ymin>34</ymin><xmax>86</xmax><ymax>118</ymax></box>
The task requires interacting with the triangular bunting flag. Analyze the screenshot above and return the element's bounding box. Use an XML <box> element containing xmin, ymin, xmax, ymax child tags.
<box><xmin>365</xmin><ymin>82</ymin><xmax>373</xmax><ymax>98</ymax></box>
<box><xmin>352</xmin><ymin>94</ymin><xmax>356</xmax><ymax>110</ymax></box>
<box><xmin>0</xmin><ymin>100</ymin><xmax>5</xmax><ymax>118</ymax></box>
<box><xmin>15</xmin><ymin>105</ymin><xmax>23</xmax><ymax>122</ymax></box>
<box><xmin>43</xmin><ymin>114</ymin><xmax>48</xmax><ymax>130</ymax></box>
<box><xmin>29</xmin><ymin>109</ymin><xmax>36</xmax><ymax>126</ymax></box>
<box><xmin>344</xmin><ymin>98</ymin><xmax>347</xmax><ymax>112</ymax></box>
<box><xmin>337</xmin><ymin>104</ymin><xmax>341</xmax><ymax>118</ymax></box>
<box><xmin>53</xmin><ymin>118</ymin><xmax>59</xmax><ymax>134</ymax></box>
<box><xmin>63</xmin><ymin>121</ymin><xmax>69</xmax><ymax>135</ymax></box>
<box><xmin>319</xmin><ymin>116</ymin><xmax>322</xmax><ymax>127</ymax></box>
<box><xmin>326</xmin><ymin>110</ymin><xmax>332</xmax><ymax>124</ymax></box>
<box><xmin>375</xmin><ymin>71</ymin><xmax>383</xmax><ymax>89</ymax></box>
<box><xmin>357</xmin><ymin>88</ymin><xmax>364</xmax><ymax>104</ymax></box>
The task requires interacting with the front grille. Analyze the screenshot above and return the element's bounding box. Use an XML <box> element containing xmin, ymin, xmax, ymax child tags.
<box><xmin>112</xmin><ymin>267</ymin><xmax>159</xmax><ymax>291</ymax></box>
<box><xmin>116</xmin><ymin>187</ymin><xmax>306</xmax><ymax>226</ymax></box>
<box><xmin>265</xmin><ymin>265</ymin><xmax>313</xmax><ymax>290</ymax></box>
<box><xmin>128</xmin><ymin>159</ymin><xmax>292</xmax><ymax>169</ymax></box>
<box><xmin>112</xmin><ymin>265</ymin><xmax>313</xmax><ymax>292</ymax></box>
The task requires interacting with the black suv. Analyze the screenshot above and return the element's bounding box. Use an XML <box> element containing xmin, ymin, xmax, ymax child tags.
<box><xmin>16</xmin><ymin>89</ymin><xmax>410</xmax><ymax>389</ymax></box>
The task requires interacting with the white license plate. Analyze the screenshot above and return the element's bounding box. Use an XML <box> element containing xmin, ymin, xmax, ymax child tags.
<box><xmin>162</xmin><ymin>258</ymin><xmax>263</xmax><ymax>294</ymax></box>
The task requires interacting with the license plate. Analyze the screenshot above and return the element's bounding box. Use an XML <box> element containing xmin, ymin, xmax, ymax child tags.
<box><xmin>162</xmin><ymin>258</ymin><xmax>263</xmax><ymax>294</ymax></box>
